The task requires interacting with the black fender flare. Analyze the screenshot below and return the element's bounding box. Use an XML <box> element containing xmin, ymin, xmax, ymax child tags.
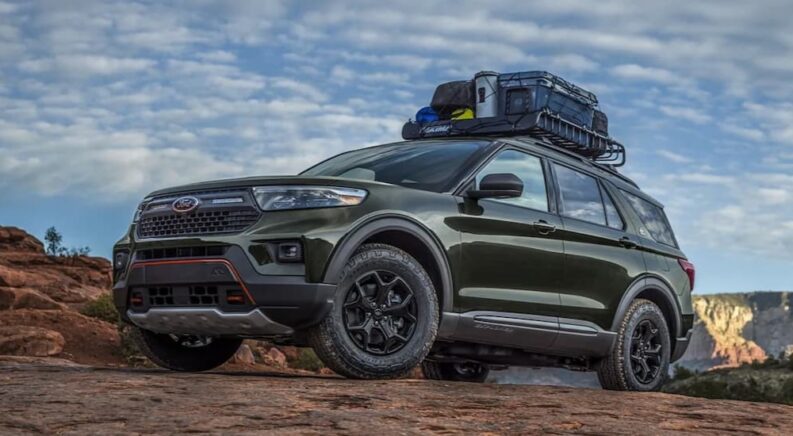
<box><xmin>321</xmin><ymin>215</ymin><xmax>455</xmax><ymax>313</ymax></box>
<box><xmin>610</xmin><ymin>275</ymin><xmax>683</xmax><ymax>338</ymax></box>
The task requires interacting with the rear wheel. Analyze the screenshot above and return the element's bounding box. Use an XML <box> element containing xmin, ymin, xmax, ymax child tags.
<box><xmin>597</xmin><ymin>299</ymin><xmax>671</xmax><ymax>391</ymax></box>
<box><xmin>421</xmin><ymin>361</ymin><xmax>489</xmax><ymax>383</ymax></box>
<box><xmin>308</xmin><ymin>243</ymin><xmax>439</xmax><ymax>379</ymax></box>
<box><xmin>131</xmin><ymin>327</ymin><xmax>242</xmax><ymax>372</ymax></box>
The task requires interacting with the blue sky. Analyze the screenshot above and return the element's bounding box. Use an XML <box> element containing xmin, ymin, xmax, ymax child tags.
<box><xmin>1</xmin><ymin>0</ymin><xmax>792</xmax><ymax>294</ymax></box>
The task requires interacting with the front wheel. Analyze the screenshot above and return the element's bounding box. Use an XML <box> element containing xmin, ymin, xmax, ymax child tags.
<box><xmin>597</xmin><ymin>299</ymin><xmax>671</xmax><ymax>391</ymax></box>
<box><xmin>421</xmin><ymin>361</ymin><xmax>489</xmax><ymax>383</ymax></box>
<box><xmin>131</xmin><ymin>327</ymin><xmax>242</xmax><ymax>372</ymax></box>
<box><xmin>307</xmin><ymin>243</ymin><xmax>439</xmax><ymax>379</ymax></box>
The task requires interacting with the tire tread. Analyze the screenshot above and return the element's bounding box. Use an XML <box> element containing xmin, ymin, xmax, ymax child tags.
<box><xmin>307</xmin><ymin>243</ymin><xmax>439</xmax><ymax>379</ymax></box>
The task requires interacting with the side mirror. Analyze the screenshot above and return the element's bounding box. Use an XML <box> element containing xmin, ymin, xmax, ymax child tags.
<box><xmin>467</xmin><ymin>173</ymin><xmax>523</xmax><ymax>199</ymax></box>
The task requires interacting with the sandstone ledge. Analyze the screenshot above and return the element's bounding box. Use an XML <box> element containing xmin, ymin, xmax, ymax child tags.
<box><xmin>1</xmin><ymin>361</ymin><xmax>791</xmax><ymax>435</ymax></box>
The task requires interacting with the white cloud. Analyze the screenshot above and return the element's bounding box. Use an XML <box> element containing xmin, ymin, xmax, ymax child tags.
<box><xmin>611</xmin><ymin>64</ymin><xmax>679</xmax><ymax>84</ymax></box>
<box><xmin>656</xmin><ymin>149</ymin><xmax>692</xmax><ymax>164</ymax></box>
<box><xmin>659</xmin><ymin>105</ymin><xmax>713</xmax><ymax>124</ymax></box>
<box><xmin>546</xmin><ymin>54</ymin><xmax>599</xmax><ymax>73</ymax></box>
<box><xmin>667</xmin><ymin>173</ymin><xmax>734</xmax><ymax>184</ymax></box>
<box><xmin>196</xmin><ymin>50</ymin><xmax>237</xmax><ymax>63</ymax></box>
<box><xmin>743</xmin><ymin>102</ymin><xmax>793</xmax><ymax>145</ymax></box>
<box><xmin>757</xmin><ymin>188</ymin><xmax>789</xmax><ymax>205</ymax></box>
<box><xmin>330</xmin><ymin>65</ymin><xmax>355</xmax><ymax>82</ymax></box>
<box><xmin>719</xmin><ymin>124</ymin><xmax>765</xmax><ymax>142</ymax></box>
<box><xmin>19</xmin><ymin>55</ymin><xmax>155</xmax><ymax>76</ymax></box>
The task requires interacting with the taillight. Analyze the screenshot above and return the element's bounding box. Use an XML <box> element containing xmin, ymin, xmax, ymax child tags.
<box><xmin>678</xmin><ymin>258</ymin><xmax>695</xmax><ymax>291</ymax></box>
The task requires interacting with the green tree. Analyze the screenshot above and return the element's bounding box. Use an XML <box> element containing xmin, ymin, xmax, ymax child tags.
<box><xmin>44</xmin><ymin>227</ymin><xmax>63</xmax><ymax>256</ymax></box>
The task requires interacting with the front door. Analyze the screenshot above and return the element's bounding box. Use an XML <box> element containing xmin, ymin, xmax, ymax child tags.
<box><xmin>452</xmin><ymin>148</ymin><xmax>564</xmax><ymax>322</ymax></box>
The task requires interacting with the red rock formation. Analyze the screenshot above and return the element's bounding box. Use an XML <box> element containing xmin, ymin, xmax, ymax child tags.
<box><xmin>0</xmin><ymin>226</ymin><xmax>123</xmax><ymax>365</ymax></box>
<box><xmin>0</xmin><ymin>226</ymin><xmax>111</xmax><ymax>305</ymax></box>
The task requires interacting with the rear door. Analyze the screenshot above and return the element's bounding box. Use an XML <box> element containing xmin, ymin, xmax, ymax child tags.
<box><xmin>452</xmin><ymin>147</ymin><xmax>564</xmax><ymax>325</ymax></box>
<box><xmin>550</xmin><ymin>163</ymin><xmax>647</xmax><ymax>330</ymax></box>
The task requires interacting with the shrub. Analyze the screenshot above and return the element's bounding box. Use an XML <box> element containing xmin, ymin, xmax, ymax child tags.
<box><xmin>288</xmin><ymin>348</ymin><xmax>324</xmax><ymax>372</ymax></box>
<box><xmin>80</xmin><ymin>294</ymin><xmax>119</xmax><ymax>324</ymax></box>
<box><xmin>761</xmin><ymin>355</ymin><xmax>780</xmax><ymax>369</ymax></box>
<box><xmin>672</xmin><ymin>364</ymin><xmax>695</xmax><ymax>381</ymax></box>
<box><xmin>81</xmin><ymin>294</ymin><xmax>147</xmax><ymax>366</ymax></box>
<box><xmin>781</xmin><ymin>379</ymin><xmax>793</xmax><ymax>405</ymax></box>
<box><xmin>676</xmin><ymin>379</ymin><xmax>731</xmax><ymax>400</ymax></box>
<box><xmin>118</xmin><ymin>325</ymin><xmax>149</xmax><ymax>367</ymax></box>
<box><xmin>43</xmin><ymin>226</ymin><xmax>91</xmax><ymax>257</ymax></box>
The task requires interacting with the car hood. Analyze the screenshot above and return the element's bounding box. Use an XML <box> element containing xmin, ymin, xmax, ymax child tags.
<box><xmin>146</xmin><ymin>175</ymin><xmax>397</xmax><ymax>198</ymax></box>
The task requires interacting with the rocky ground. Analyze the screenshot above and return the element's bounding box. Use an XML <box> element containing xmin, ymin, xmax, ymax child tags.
<box><xmin>2</xmin><ymin>358</ymin><xmax>792</xmax><ymax>435</ymax></box>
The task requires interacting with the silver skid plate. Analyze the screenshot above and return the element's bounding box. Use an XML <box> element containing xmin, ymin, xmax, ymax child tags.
<box><xmin>127</xmin><ymin>308</ymin><xmax>294</xmax><ymax>337</ymax></box>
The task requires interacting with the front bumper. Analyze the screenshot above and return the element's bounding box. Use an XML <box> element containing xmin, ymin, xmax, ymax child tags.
<box><xmin>113</xmin><ymin>245</ymin><xmax>336</xmax><ymax>337</ymax></box>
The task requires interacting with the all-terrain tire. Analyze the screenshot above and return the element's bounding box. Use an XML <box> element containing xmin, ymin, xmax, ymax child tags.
<box><xmin>597</xmin><ymin>299</ymin><xmax>671</xmax><ymax>391</ymax></box>
<box><xmin>421</xmin><ymin>361</ymin><xmax>489</xmax><ymax>383</ymax></box>
<box><xmin>307</xmin><ymin>243</ymin><xmax>439</xmax><ymax>379</ymax></box>
<box><xmin>131</xmin><ymin>327</ymin><xmax>242</xmax><ymax>372</ymax></box>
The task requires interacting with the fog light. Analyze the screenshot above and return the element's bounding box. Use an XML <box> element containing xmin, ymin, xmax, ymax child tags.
<box><xmin>130</xmin><ymin>292</ymin><xmax>143</xmax><ymax>306</ymax></box>
<box><xmin>277</xmin><ymin>242</ymin><xmax>302</xmax><ymax>263</ymax></box>
<box><xmin>226</xmin><ymin>290</ymin><xmax>245</xmax><ymax>305</ymax></box>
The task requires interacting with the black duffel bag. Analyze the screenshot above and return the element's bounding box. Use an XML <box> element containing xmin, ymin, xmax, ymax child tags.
<box><xmin>431</xmin><ymin>80</ymin><xmax>474</xmax><ymax>119</ymax></box>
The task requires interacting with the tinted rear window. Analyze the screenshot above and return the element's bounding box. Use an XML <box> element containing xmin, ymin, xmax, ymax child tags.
<box><xmin>554</xmin><ymin>164</ymin><xmax>606</xmax><ymax>226</ymax></box>
<box><xmin>302</xmin><ymin>140</ymin><xmax>490</xmax><ymax>193</ymax></box>
<box><xmin>620</xmin><ymin>190</ymin><xmax>678</xmax><ymax>247</ymax></box>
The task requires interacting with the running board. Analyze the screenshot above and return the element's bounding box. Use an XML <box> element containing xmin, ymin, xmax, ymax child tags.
<box><xmin>438</xmin><ymin>311</ymin><xmax>616</xmax><ymax>358</ymax></box>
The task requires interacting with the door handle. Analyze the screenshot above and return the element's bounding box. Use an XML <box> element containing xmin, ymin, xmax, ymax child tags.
<box><xmin>619</xmin><ymin>237</ymin><xmax>639</xmax><ymax>249</ymax></box>
<box><xmin>533</xmin><ymin>220</ymin><xmax>557</xmax><ymax>234</ymax></box>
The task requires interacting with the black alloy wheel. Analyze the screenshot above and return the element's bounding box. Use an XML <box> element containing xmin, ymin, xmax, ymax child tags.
<box><xmin>629</xmin><ymin>319</ymin><xmax>663</xmax><ymax>384</ymax></box>
<box><xmin>307</xmin><ymin>243</ymin><xmax>439</xmax><ymax>379</ymax></box>
<box><xmin>342</xmin><ymin>270</ymin><xmax>418</xmax><ymax>356</ymax></box>
<box><xmin>596</xmin><ymin>298</ymin><xmax>670</xmax><ymax>391</ymax></box>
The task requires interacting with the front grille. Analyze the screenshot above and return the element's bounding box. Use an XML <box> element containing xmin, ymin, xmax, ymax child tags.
<box><xmin>137</xmin><ymin>208</ymin><xmax>260</xmax><ymax>239</ymax></box>
<box><xmin>147</xmin><ymin>286</ymin><xmax>175</xmax><ymax>306</ymax></box>
<box><xmin>135</xmin><ymin>245</ymin><xmax>229</xmax><ymax>261</ymax></box>
<box><xmin>188</xmin><ymin>286</ymin><xmax>220</xmax><ymax>306</ymax></box>
<box><xmin>132</xmin><ymin>285</ymin><xmax>245</xmax><ymax>309</ymax></box>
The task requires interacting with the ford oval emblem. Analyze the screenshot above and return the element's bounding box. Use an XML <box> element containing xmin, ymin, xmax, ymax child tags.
<box><xmin>172</xmin><ymin>196</ymin><xmax>200</xmax><ymax>214</ymax></box>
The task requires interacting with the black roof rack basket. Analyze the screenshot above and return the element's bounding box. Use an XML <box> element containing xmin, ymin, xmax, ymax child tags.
<box><xmin>402</xmin><ymin>109</ymin><xmax>626</xmax><ymax>167</ymax></box>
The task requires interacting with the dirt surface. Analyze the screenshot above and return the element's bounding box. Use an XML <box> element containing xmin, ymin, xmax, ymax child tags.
<box><xmin>2</xmin><ymin>360</ymin><xmax>793</xmax><ymax>435</ymax></box>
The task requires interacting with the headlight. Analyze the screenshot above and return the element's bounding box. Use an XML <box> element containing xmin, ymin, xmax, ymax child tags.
<box><xmin>252</xmin><ymin>186</ymin><xmax>367</xmax><ymax>211</ymax></box>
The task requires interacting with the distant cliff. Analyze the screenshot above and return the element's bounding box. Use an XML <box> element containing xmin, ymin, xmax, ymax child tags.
<box><xmin>678</xmin><ymin>292</ymin><xmax>793</xmax><ymax>371</ymax></box>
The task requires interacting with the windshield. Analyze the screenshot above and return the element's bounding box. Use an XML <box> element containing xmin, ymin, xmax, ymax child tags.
<box><xmin>302</xmin><ymin>140</ymin><xmax>492</xmax><ymax>192</ymax></box>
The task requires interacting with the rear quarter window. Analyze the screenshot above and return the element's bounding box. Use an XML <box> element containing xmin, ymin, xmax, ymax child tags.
<box><xmin>620</xmin><ymin>190</ymin><xmax>678</xmax><ymax>247</ymax></box>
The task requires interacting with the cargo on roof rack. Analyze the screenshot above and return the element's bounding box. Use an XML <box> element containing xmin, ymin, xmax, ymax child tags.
<box><xmin>403</xmin><ymin>70</ymin><xmax>626</xmax><ymax>167</ymax></box>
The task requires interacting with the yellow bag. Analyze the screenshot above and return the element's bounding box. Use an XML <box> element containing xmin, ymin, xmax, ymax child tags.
<box><xmin>451</xmin><ymin>108</ymin><xmax>474</xmax><ymax>120</ymax></box>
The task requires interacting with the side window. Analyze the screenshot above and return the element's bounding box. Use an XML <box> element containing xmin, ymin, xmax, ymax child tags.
<box><xmin>620</xmin><ymin>190</ymin><xmax>678</xmax><ymax>247</ymax></box>
<box><xmin>475</xmin><ymin>149</ymin><xmax>549</xmax><ymax>212</ymax></box>
<box><xmin>601</xmin><ymin>186</ymin><xmax>624</xmax><ymax>230</ymax></box>
<box><xmin>554</xmin><ymin>164</ymin><xmax>606</xmax><ymax>226</ymax></box>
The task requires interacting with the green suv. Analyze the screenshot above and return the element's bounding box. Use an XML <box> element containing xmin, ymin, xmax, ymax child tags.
<box><xmin>112</xmin><ymin>136</ymin><xmax>694</xmax><ymax>391</ymax></box>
